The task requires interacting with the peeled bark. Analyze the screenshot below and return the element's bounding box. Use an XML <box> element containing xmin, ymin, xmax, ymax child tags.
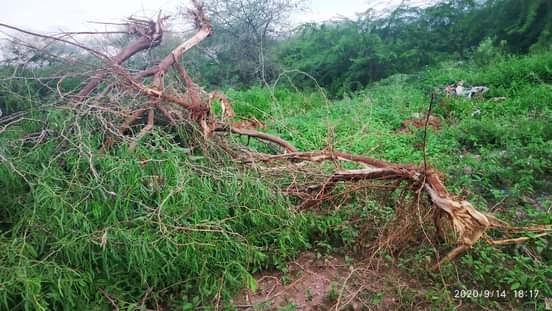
<box><xmin>248</xmin><ymin>150</ymin><xmax>552</xmax><ymax>269</ymax></box>
<box><xmin>77</xmin><ymin>20</ymin><xmax>163</xmax><ymax>97</ymax></box>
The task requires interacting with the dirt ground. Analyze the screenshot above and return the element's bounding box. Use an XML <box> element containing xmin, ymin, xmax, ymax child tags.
<box><xmin>397</xmin><ymin>114</ymin><xmax>442</xmax><ymax>134</ymax></box>
<box><xmin>232</xmin><ymin>252</ymin><xmax>429</xmax><ymax>310</ymax></box>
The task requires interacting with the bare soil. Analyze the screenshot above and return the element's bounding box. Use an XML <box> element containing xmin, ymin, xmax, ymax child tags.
<box><xmin>397</xmin><ymin>114</ymin><xmax>442</xmax><ymax>134</ymax></box>
<box><xmin>233</xmin><ymin>252</ymin><xmax>429</xmax><ymax>310</ymax></box>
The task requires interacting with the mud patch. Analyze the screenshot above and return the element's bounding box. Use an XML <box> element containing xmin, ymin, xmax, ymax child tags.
<box><xmin>397</xmin><ymin>114</ymin><xmax>441</xmax><ymax>134</ymax></box>
<box><xmin>233</xmin><ymin>252</ymin><xmax>427</xmax><ymax>310</ymax></box>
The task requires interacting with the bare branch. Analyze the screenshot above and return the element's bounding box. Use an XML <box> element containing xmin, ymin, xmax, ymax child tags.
<box><xmin>0</xmin><ymin>23</ymin><xmax>111</xmax><ymax>60</ymax></box>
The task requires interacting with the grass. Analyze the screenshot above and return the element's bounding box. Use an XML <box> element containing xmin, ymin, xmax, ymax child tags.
<box><xmin>228</xmin><ymin>50</ymin><xmax>552</xmax><ymax>308</ymax></box>
<box><xmin>0</xmin><ymin>50</ymin><xmax>551</xmax><ymax>309</ymax></box>
<box><xmin>0</xmin><ymin>116</ymin><xmax>310</xmax><ymax>309</ymax></box>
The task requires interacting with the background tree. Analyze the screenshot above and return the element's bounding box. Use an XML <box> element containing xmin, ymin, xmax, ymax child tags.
<box><xmin>194</xmin><ymin>0</ymin><xmax>305</xmax><ymax>87</ymax></box>
<box><xmin>276</xmin><ymin>0</ymin><xmax>552</xmax><ymax>97</ymax></box>
<box><xmin>489</xmin><ymin>0</ymin><xmax>552</xmax><ymax>52</ymax></box>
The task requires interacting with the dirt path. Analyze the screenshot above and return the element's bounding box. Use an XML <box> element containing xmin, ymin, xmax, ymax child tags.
<box><xmin>233</xmin><ymin>252</ymin><xmax>428</xmax><ymax>310</ymax></box>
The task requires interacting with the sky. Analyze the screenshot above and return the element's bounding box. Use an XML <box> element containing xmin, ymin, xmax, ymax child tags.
<box><xmin>296</xmin><ymin>0</ymin><xmax>431</xmax><ymax>23</ymax></box>
<box><xmin>0</xmin><ymin>0</ymin><xmax>421</xmax><ymax>34</ymax></box>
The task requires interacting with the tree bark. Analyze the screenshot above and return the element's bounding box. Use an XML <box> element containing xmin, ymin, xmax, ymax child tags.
<box><xmin>77</xmin><ymin>21</ymin><xmax>163</xmax><ymax>98</ymax></box>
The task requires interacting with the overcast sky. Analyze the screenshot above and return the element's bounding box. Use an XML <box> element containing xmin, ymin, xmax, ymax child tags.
<box><xmin>0</xmin><ymin>0</ymin><xmax>425</xmax><ymax>34</ymax></box>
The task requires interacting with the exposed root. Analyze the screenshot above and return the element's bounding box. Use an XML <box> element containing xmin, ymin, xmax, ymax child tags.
<box><xmin>243</xmin><ymin>150</ymin><xmax>551</xmax><ymax>269</ymax></box>
<box><xmin>209</xmin><ymin>92</ymin><xmax>236</xmax><ymax>121</ymax></box>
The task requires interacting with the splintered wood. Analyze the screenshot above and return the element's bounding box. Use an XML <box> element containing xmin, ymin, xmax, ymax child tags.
<box><xmin>242</xmin><ymin>151</ymin><xmax>551</xmax><ymax>270</ymax></box>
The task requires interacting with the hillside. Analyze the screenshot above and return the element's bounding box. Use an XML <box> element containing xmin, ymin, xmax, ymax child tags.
<box><xmin>1</xmin><ymin>46</ymin><xmax>551</xmax><ymax>309</ymax></box>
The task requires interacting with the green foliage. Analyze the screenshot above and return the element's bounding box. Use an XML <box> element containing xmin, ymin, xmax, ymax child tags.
<box><xmin>472</xmin><ymin>38</ymin><xmax>506</xmax><ymax>66</ymax></box>
<box><xmin>0</xmin><ymin>65</ymin><xmax>84</xmax><ymax>115</ymax></box>
<box><xmin>261</xmin><ymin>51</ymin><xmax>551</xmax><ymax>307</ymax></box>
<box><xmin>326</xmin><ymin>282</ymin><xmax>339</xmax><ymax>302</ymax></box>
<box><xmin>0</xmin><ymin>67</ymin><xmax>44</xmax><ymax>114</ymax></box>
<box><xmin>490</xmin><ymin>0</ymin><xmax>552</xmax><ymax>53</ymax></box>
<box><xmin>275</xmin><ymin>0</ymin><xmax>552</xmax><ymax>97</ymax></box>
<box><xmin>223</xmin><ymin>86</ymin><xmax>326</xmax><ymax>119</ymax></box>
<box><xmin>0</xmin><ymin>115</ymin><xmax>311</xmax><ymax>309</ymax></box>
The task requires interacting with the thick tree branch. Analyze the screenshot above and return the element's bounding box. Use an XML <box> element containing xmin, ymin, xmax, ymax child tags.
<box><xmin>152</xmin><ymin>1</ymin><xmax>213</xmax><ymax>89</ymax></box>
<box><xmin>77</xmin><ymin>20</ymin><xmax>164</xmax><ymax>97</ymax></box>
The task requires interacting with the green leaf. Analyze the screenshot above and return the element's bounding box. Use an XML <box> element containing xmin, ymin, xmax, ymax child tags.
<box><xmin>372</xmin><ymin>292</ymin><xmax>384</xmax><ymax>305</ymax></box>
<box><xmin>246</xmin><ymin>274</ymin><xmax>257</xmax><ymax>293</ymax></box>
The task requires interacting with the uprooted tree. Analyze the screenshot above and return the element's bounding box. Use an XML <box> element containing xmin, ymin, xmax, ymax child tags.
<box><xmin>1</xmin><ymin>0</ymin><xmax>550</xmax><ymax>271</ymax></box>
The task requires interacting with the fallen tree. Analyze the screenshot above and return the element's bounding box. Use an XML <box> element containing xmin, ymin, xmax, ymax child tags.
<box><xmin>1</xmin><ymin>0</ymin><xmax>550</xmax><ymax>274</ymax></box>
